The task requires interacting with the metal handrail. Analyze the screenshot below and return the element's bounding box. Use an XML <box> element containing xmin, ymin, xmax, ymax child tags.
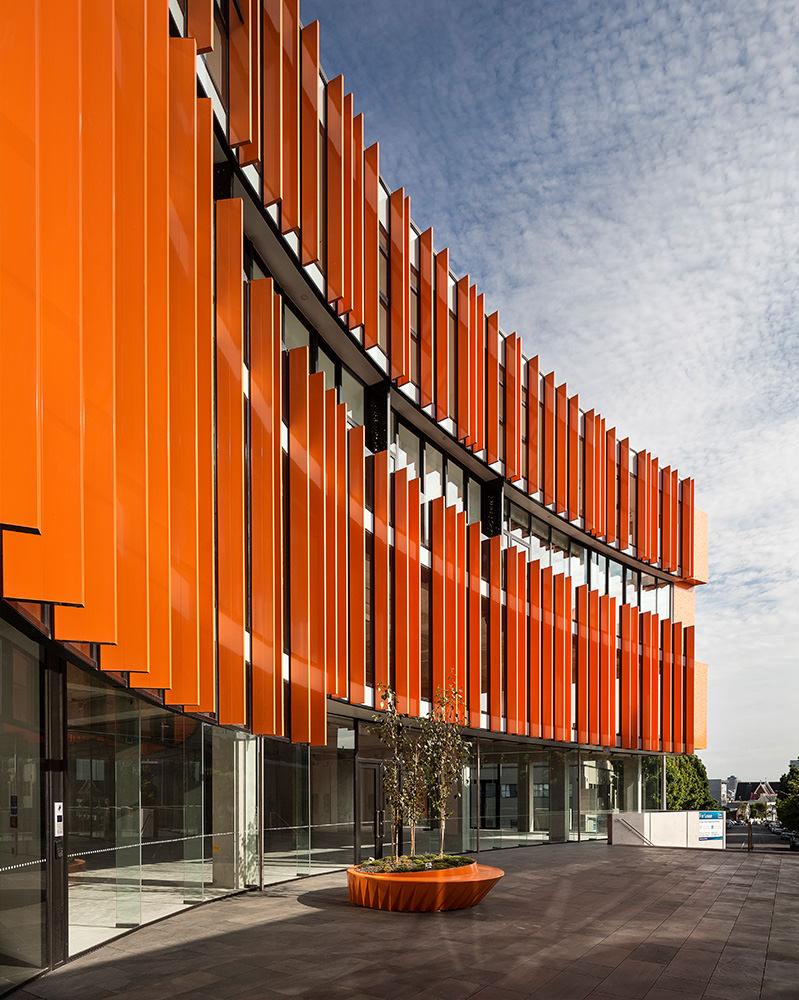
<box><xmin>613</xmin><ymin>815</ymin><xmax>654</xmax><ymax>847</ymax></box>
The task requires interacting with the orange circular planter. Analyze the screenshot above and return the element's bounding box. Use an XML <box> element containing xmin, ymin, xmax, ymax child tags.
<box><xmin>347</xmin><ymin>861</ymin><xmax>504</xmax><ymax>912</ymax></box>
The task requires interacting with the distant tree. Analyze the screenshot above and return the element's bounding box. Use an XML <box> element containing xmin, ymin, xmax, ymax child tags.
<box><xmin>749</xmin><ymin>801</ymin><xmax>768</xmax><ymax>819</ymax></box>
<box><xmin>665</xmin><ymin>754</ymin><xmax>717</xmax><ymax>810</ymax></box>
<box><xmin>776</xmin><ymin>765</ymin><xmax>799</xmax><ymax>831</ymax></box>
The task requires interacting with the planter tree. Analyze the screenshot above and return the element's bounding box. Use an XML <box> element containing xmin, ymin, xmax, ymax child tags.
<box><xmin>373</xmin><ymin>684</ymin><xmax>403</xmax><ymax>862</ymax></box>
<box><xmin>426</xmin><ymin>686</ymin><xmax>470</xmax><ymax>857</ymax></box>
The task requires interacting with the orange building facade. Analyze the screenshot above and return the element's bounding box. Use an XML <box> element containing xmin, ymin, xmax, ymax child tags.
<box><xmin>0</xmin><ymin>0</ymin><xmax>707</xmax><ymax>989</ymax></box>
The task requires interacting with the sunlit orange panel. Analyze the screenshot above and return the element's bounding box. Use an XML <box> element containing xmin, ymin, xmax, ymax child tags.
<box><xmin>238</xmin><ymin>0</ymin><xmax>262</xmax><ymax>165</ymax></box>
<box><xmin>324</xmin><ymin>391</ymin><xmax>338</xmax><ymax>697</ymax></box>
<box><xmin>649</xmin><ymin>457</ymin><xmax>659</xmax><ymax>567</ymax></box>
<box><xmin>281</xmin><ymin>0</ymin><xmax>300</xmax><ymax>233</ymax></box>
<box><xmin>541</xmin><ymin>567</ymin><xmax>554</xmax><ymax>740</ymax></box>
<box><xmin>597</xmin><ymin>415</ymin><xmax>606</xmax><ymax>534</ymax></box>
<box><xmin>625</xmin><ymin>606</ymin><xmax>640</xmax><ymax>750</ymax></box>
<box><xmin>3</xmin><ymin>1</ymin><xmax>84</xmax><ymax>606</ymax></box>
<box><xmin>505</xmin><ymin>548</ymin><xmax>518</xmax><ymax>735</ymax></box>
<box><xmin>394</xmin><ymin>468</ymin><xmax>409</xmax><ymax>714</ymax></box>
<box><xmin>0</xmin><ymin>3</ymin><xmax>40</xmax><ymax>532</ymax></box>
<box><xmin>526</xmin><ymin>357</ymin><xmax>539</xmax><ymax>494</ymax></box>
<box><xmin>263</xmin><ymin>0</ymin><xmax>282</xmax><ymax>206</ymax></box>
<box><xmin>680</xmin><ymin>477</ymin><xmax>694</xmax><ymax>580</ymax></box>
<box><xmin>349</xmin><ymin>115</ymin><xmax>365</xmax><ymax>331</ymax></box>
<box><xmin>457</xmin><ymin>277</ymin><xmax>470</xmax><ymax>442</ymax></box>
<box><xmin>214</xmin><ymin>198</ymin><xmax>246</xmax><ymax>720</ymax></box>
<box><xmin>576</xmin><ymin>585</ymin><xmax>589</xmax><ymax>744</ymax></box>
<box><xmin>408</xmin><ymin>479</ymin><xmax>422</xmax><ymax>716</ymax></box>
<box><xmin>362</xmin><ymin>143</ymin><xmax>380</xmax><ymax>348</ymax></box>
<box><xmin>474</xmin><ymin>292</ymin><xmax>485</xmax><ymax>453</ymax></box>
<box><xmin>588</xmin><ymin>589</ymin><xmax>600</xmax><ymax>745</ymax></box>
<box><xmin>456</xmin><ymin>511</ymin><xmax>467</xmax><ymax>716</ymax></box>
<box><xmin>489</xmin><ymin>534</ymin><xmax>502</xmax><ymax>732</ymax></box>
<box><xmin>228</xmin><ymin>0</ymin><xmax>252</xmax><ymax>148</ymax></box>
<box><xmin>600</xmin><ymin>596</ymin><xmax>615</xmax><ymax>746</ymax></box>
<box><xmin>139</xmin><ymin>5</ymin><xmax>175</xmax><ymax>691</ymax></box>
<box><xmin>553</xmin><ymin>574</ymin><xmax>566</xmax><ymax>741</ymax></box>
<box><xmin>300</xmin><ymin>22</ymin><xmax>319</xmax><ymax>265</ymax></box>
<box><xmin>555</xmin><ymin>382</ymin><xmax>567</xmax><ymax>514</ymax></box>
<box><xmin>466</xmin><ymin>285</ymin><xmax>477</xmax><ymax>447</ymax></box>
<box><xmin>431</xmin><ymin>497</ymin><xmax>446</xmax><ymax>696</ymax></box>
<box><xmin>389</xmin><ymin>189</ymin><xmax>407</xmax><ymax>383</ymax></box>
<box><xmin>567</xmin><ymin>394</ymin><xmax>579</xmax><ymax>521</ymax></box>
<box><xmin>348</xmin><ymin>426</ymin><xmax>366</xmax><ymax>704</ymax></box>
<box><xmin>337</xmin><ymin>95</ymin><xmax>353</xmax><ymax>317</ymax></box>
<box><xmin>673</xmin><ymin>624</ymin><xmax>684</xmax><ymax>753</ymax></box>
<box><xmin>326</xmin><ymin>76</ymin><xmax>344</xmax><ymax>302</ymax></box>
<box><xmin>336</xmin><ymin>404</ymin><xmax>348</xmax><ymax>700</ymax></box>
<box><xmin>419</xmin><ymin>228</ymin><xmax>435</xmax><ymax>408</ymax></box>
<box><xmin>661</xmin><ymin>465</ymin><xmax>671</xmax><ymax>571</ymax></box>
<box><xmin>619</xmin><ymin>438</ymin><xmax>630</xmax><ymax>551</ymax></box>
<box><xmin>636</xmin><ymin>451</ymin><xmax>648</xmax><ymax>562</ymax></box>
<box><xmin>606</xmin><ymin>427</ymin><xmax>617</xmax><ymax>545</ymax></box>
<box><xmin>445</xmin><ymin>505</ymin><xmax>457</xmax><ymax>693</ymax></box>
<box><xmin>670</xmin><ymin>469</ymin><xmax>679</xmax><ymax>574</ymax></box>
<box><xmin>529</xmin><ymin>561</ymin><xmax>542</xmax><ymax>738</ymax></box>
<box><xmin>468</xmin><ymin>522</ymin><xmax>482</xmax><ymax>728</ymax></box>
<box><xmin>251</xmin><ymin>280</ymin><xmax>281</xmax><ymax>734</ymax></box>
<box><xmin>583</xmin><ymin>410</ymin><xmax>595</xmax><ymax>534</ymax></box>
<box><xmin>517</xmin><ymin>549</ymin><xmax>529</xmax><ymax>737</ymax></box>
<box><xmin>648</xmin><ymin>614</ymin><xmax>660</xmax><ymax>750</ymax></box>
<box><xmin>97</xmin><ymin>0</ymin><xmax>149</xmax><ymax>672</ymax></box>
<box><xmin>486</xmin><ymin>313</ymin><xmax>500</xmax><ymax>465</ymax></box>
<box><xmin>289</xmin><ymin>348</ymin><xmax>311</xmax><ymax>742</ymax></box>
<box><xmin>188</xmin><ymin>0</ymin><xmax>214</xmax><ymax>52</ymax></box>
<box><xmin>684</xmin><ymin>626</ymin><xmax>695</xmax><ymax>754</ymax></box>
<box><xmin>505</xmin><ymin>335</ymin><xmax>520</xmax><ymax>482</ymax></box>
<box><xmin>435</xmin><ymin>251</ymin><xmax>450</xmax><ymax>422</ymax></box>
<box><xmin>191</xmin><ymin>97</ymin><xmax>217</xmax><ymax>714</ymax></box>
<box><xmin>543</xmin><ymin>373</ymin><xmax>555</xmax><ymax>507</ymax></box>
<box><xmin>54</xmin><ymin>0</ymin><xmax>117</xmax><ymax>643</ymax></box>
<box><xmin>374</xmin><ymin>450</ymin><xmax>390</xmax><ymax>691</ymax></box>
<box><xmin>308</xmin><ymin>373</ymin><xmax>327</xmax><ymax>746</ymax></box>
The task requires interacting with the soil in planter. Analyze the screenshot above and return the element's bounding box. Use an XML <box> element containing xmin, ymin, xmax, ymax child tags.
<box><xmin>356</xmin><ymin>853</ymin><xmax>474</xmax><ymax>874</ymax></box>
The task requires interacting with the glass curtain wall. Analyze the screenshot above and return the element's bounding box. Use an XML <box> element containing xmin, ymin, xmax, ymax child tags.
<box><xmin>0</xmin><ymin>621</ymin><xmax>45</xmax><ymax>994</ymax></box>
<box><xmin>66</xmin><ymin>664</ymin><xmax>258</xmax><ymax>956</ymax></box>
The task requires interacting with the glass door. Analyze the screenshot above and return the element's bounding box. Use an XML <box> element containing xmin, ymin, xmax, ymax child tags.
<box><xmin>356</xmin><ymin>762</ymin><xmax>383</xmax><ymax>863</ymax></box>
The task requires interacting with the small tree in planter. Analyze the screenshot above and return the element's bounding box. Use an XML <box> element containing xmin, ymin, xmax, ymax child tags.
<box><xmin>373</xmin><ymin>684</ymin><xmax>403</xmax><ymax>863</ymax></box>
<box><xmin>426</xmin><ymin>686</ymin><xmax>470</xmax><ymax>857</ymax></box>
<box><xmin>402</xmin><ymin>727</ymin><xmax>429</xmax><ymax>857</ymax></box>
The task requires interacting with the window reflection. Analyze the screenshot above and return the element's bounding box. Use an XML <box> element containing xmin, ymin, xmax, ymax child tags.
<box><xmin>640</xmin><ymin>573</ymin><xmax>657</xmax><ymax>614</ymax></box>
<box><xmin>445</xmin><ymin>460</ymin><xmax>464</xmax><ymax>510</ymax></box>
<box><xmin>530</xmin><ymin>516</ymin><xmax>550</xmax><ymax>567</ymax></box>
<box><xmin>608</xmin><ymin>559</ymin><xmax>624</xmax><ymax>603</ymax></box>
<box><xmin>340</xmin><ymin>369</ymin><xmax>364</xmax><ymax>426</ymax></box>
<box><xmin>569</xmin><ymin>543</ymin><xmax>587</xmax><ymax>592</ymax></box>
<box><xmin>551</xmin><ymin>529</ymin><xmax>569</xmax><ymax>576</ymax></box>
<box><xmin>624</xmin><ymin>566</ymin><xmax>639</xmax><ymax>607</ymax></box>
<box><xmin>590</xmin><ymin>551</ymin><xmax>607</xmax><ymax>595</ymax></box>
<box><xmin>424</xmin><ymin>444</ymin><xmax>443</xmax><ymax>501</ymax></box>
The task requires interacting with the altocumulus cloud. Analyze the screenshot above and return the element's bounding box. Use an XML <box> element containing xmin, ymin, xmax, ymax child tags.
<box><xmin>303</xmin><ymin>0</ymin><xmax>799</xmax><ymax>779</ymax></box>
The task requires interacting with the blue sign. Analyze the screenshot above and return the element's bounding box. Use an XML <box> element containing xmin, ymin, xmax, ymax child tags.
<box><xmin>699</xmin><ymin>810</ymin><xmax>724</xmax><ymax>841</ymax></box>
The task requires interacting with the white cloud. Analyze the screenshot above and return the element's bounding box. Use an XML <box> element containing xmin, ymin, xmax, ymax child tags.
<box><xmin>305</xmin><ymin>0</ymin><xmax>799</xmax><ymax>778</ymax></box>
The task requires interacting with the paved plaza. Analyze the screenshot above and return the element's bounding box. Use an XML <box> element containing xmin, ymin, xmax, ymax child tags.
<box><xmin>19</xmin><ymin>843</ymin><xmax>799</xmax><ymax>1000</ymax></box>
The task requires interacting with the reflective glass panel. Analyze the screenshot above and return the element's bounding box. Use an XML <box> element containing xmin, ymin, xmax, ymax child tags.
<box><xmin>608</xmin><ymin>559</ymin><xmax>624</xmax><ymax>603</ymax></box>
<box><xmin>641</xmin><ymin>574</ymin><xmax>658</xmax><ymax>614</ymax></box>
<box><xmin>530</xmin><ymin>516</ymin><xmax>550</xmax><ymax>567</ymax></box>
<box><xmin>590</xmin><ymin>551</ymin><xmax>607</xmax><ymax>595</ymax></box>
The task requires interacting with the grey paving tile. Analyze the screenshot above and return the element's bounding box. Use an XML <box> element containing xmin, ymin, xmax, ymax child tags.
<box><xmin>592</xmin><ymin>958</ymin><xmax>662</xmax><ymax>999</ymax></box>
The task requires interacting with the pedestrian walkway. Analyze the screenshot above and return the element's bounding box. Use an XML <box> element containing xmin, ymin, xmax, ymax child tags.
<box><xmin>18</xmin><ymin>843</ymin><xmax>799</xmax><ymax>1000</ymax></box>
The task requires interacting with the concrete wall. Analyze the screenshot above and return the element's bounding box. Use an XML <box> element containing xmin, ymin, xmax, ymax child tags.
<box><xmin>610</xmin><ymin>811</ymin><xmax>726</xmax><ymax>850</ymax></box>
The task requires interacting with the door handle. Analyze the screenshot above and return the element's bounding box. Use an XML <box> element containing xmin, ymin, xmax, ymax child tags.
<box><xmin>376</xmin><ymin>810</ymin><xmax>384</xmax><ymax>838</ymax></box>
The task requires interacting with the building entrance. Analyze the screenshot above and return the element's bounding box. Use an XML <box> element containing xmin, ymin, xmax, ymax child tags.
<box><xmin>356</xmin><ymin>762</ymin><xmax>384</xmax><ymax>862</ymax></box>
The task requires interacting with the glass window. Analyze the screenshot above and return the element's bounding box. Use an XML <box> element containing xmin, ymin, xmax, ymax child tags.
<box><xmin>530</xmin><ymin>516</ymin><xmax>550</xmax><ymax>567</ymax></box>
<box><xmin>508</xmin><ymin>502</ymin><xmax>529</xmax><ymax>543</ymax></box>
<box><xmin>640</xmin><ymin>573</ymin><xmax>658</xmax><ymax>614</ymax></box>
<box><xmin>550</xmin><ymin>529</ymin><xmax>569</xmax><ymax>576</ymax></box>
<box><xmin>396</xmin><ymin>422</ymin><xmax>420</xmax><ymax>479</ymax></box>
<box><xmin>0</xmin><ymin>621</ymin><xmax>45</xmax><ymax>988</ymax></box>
<box><xmin>590</xmin><ymin>551</ymin><xmax>607</xmax><ymax>595</ymax></box>
<box><xmin>424</xmin><ymin>444</ymin><xmax>443</xmax><ymax>501</ymax></box>
<box><xmin>569</xmin><ymin>543</ymin><xmax>587</xmax><ymax>591</ymax></box>
<box><xmin>316</xmin><ymin>344</ymin><xmax>336</xmax><ymax>390</ymax></box>
<box><xmin>608</xmin><ymin>559</ymin><xmax>624</xmax><ymax>603</ymax></box>
<box><xmin>283</xmin><ymin>306</ymin><xmax>310</xmax><ymax>352</ymax></box>
<box><xmin>446</xmin><ymin>461</ymin><xmax>464</xmax><ymax>510</ymax></box>
<box><xmin>309</xmin><ymin>719</ymin><xmax>355</xmax><ymax>872</ymax></box>
<box><xmin>468</xmin><ymin>478</ymin><xmax>482</xmax><ymax>525</ymax></box>
<box><xmin>340</xmin><ymin>369</ymin><xmax>364</xmax><ymax>427</ymax></box>
<box><xmin>624</xmin><ymin>566</ymin><xmax>639</xmax><ymax>607</ymax></box>
<box><xmin>656</xmin><ymin>580</ymin><xmax>671</xmax><ymax>620</ymax></box>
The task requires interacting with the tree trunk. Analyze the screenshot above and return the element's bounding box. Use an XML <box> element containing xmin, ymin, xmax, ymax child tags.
<box><xmin>439</xmin><ymin>815</ymin><xmax>446</xmax><ymax>856</ymax></box>
<box><xmin>410</xmin><ymin>820</ymin><xmax>416</xmax><ymax>857</ymax></box>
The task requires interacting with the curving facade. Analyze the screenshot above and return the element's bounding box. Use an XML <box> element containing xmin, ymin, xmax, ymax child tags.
<box><xmin>0</xmin><ymin>0</ymin><xmax>708</xmax><ymax>990</ymax></box>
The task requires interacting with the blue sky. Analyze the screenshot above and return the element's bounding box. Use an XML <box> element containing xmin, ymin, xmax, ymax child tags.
<box><xmin>302</xmin><ymin>0</ymin><xmax>799</xmax><ymax>781</ymax></box>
